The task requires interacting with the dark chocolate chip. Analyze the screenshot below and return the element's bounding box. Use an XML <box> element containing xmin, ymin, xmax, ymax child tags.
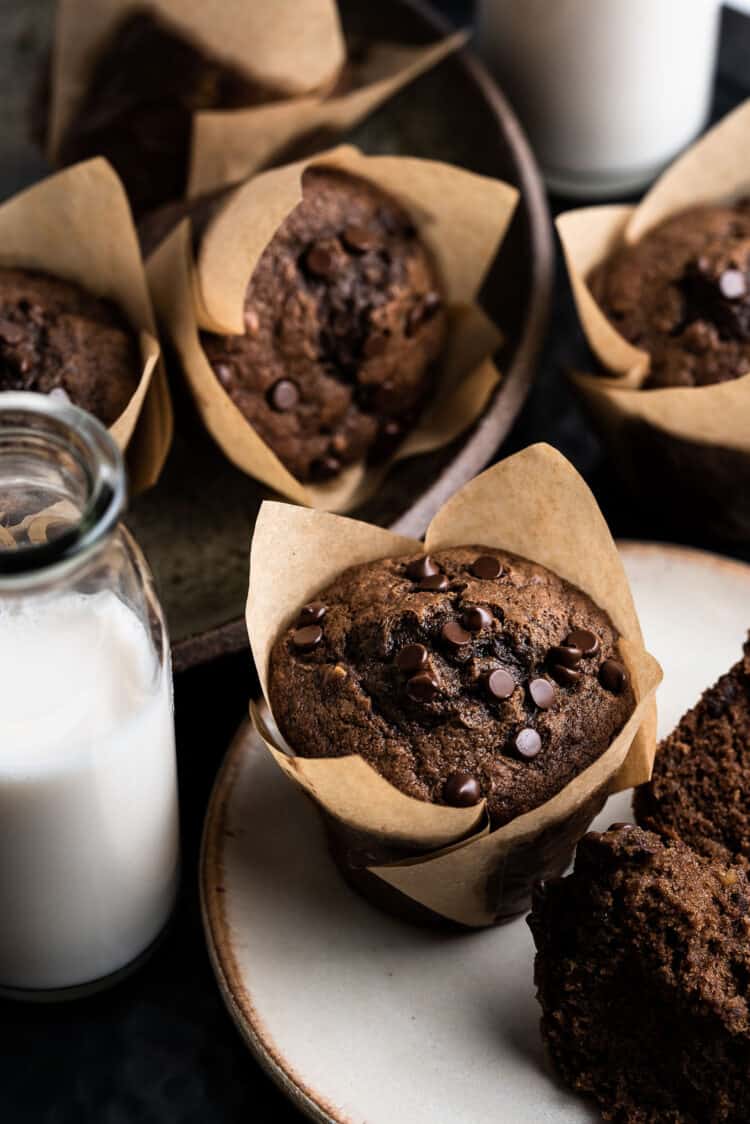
<box><xmin>292</xmin><ymin>624</ymin><xmax>323</xmax><ymax>652</ymax></box>
<box><xmin>406</xmin><ymin>555</ymin><xmax>439</xmax><ymax>581</ymax></box>
<box><xmin>549</xmin><ymin>663</ymin><xmax>582</xmax><ymax>688</ymax></box>
<box><xmin>484</xmin><ymin>668</ymin><xmax>515</xmax><ymax>700</ymax></box>
<box><xmin>306</xmin><ymin>243</ymin><xmax>339</xmax><ymax>279</ymax></box>
<box><xmin>297</xmin><ymin>601</ymin><xmax>326</xmax><ymax>626</ymax></box>
<box><xmin>607</xmin><ymin>822</ymin><xmax>635</xmax><ymax>832</ymax></box>
<box><xmin>421</xmin><ymin>291</ymin><xmax>443</xmax><ymax>321</ymax></box>
<box><xmin>407</xmin><ymin>672</ymin><xmax>439</xmax><ymax>702</ymax></box>
<box><xmin>548</xmin><ymin>643</ymin><xmax>583</xmax><ymax>669</ymax></box>
<box><xmin>342</xmin><ymin>224</ymin><xmax>377</xmax><ymax>253</ymax></box>
<box><xmin>599</xmin><ymin>659</ymin><xmax>629</xmax><ymax>694</ymax></box>
<box><xmin>471</xmin><ymin>555</ymin><xmax>502</xmax><ymax>580</ymax></box>
<box><xmin>515</xmin><ymin>728</ymin><xmax>542</xmax><ymax>759</ymax></box>
<box><xmin>396</xmin><ymin>643</ymin><xmax>429</xmax><ymax>674</ymax></box>
<box><xmin>267</xmin><ymin>378</ymin><xmax>299</xmax><ymax>412</ymax></box>
<box><xmin>462</xmin><ymin>605</ymin><xmax>492</xmax><ymax>633</ymax></box>
<box><xmin>564</xmin><ymin>629</ymin><xmax>599</xmax><ymax>657</ymax></box>
<box><xmin>215</xmin><ymin>362</ymin><xmax>234</xmax><ymax>389</ymax></box>
<box><xmin>443</xmin><ymin>772</ymin><xmax>482</xmax><ymax>807</ymax></box>
<box><xmin>309</xmin><ymin>455</ymin><xmax>341</xmax><ymax>481</ymax></box>
<box><xmin>442</xmin><ymin>621</ymin><xmax>472</xmax><ymax>651</ymax></box>
<box><xmin>363</xmin><ymin>333</ymin><xmax>388</xmax><ymax>358</ymax></box>
<box><xmin>419</xmin><ymin>573</ymin><xmax>449</xmax><ymax>592</ymax></box>
<box><xmin>720</xmin><ymin>268</ymin><xmax>747</xmax><ymax>300</ymax></box>
<box><xmin>529</xmin><ymin>678</ymin><xmax>555</xmax><ymax>709</ymax></box>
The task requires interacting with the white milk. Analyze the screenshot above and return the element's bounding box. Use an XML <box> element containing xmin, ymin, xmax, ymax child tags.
<box><xmin>476</xmin><ymin>0</ymin><xmax>720</xmax><ymax>197</ymax></box>
<box><xmin>0</xmin><ymin>589</ymin><xmax>179</xmax><ymax>992</ymax></box>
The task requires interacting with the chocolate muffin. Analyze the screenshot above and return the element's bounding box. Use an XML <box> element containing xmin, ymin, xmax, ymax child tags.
<box><xmin>635</xmin><ymin>636</ymin><xmax>750</xmax><ymax>867</ymax></box>
<box><xmin>268</xmin><ymin>546</ymin><xmax>634</xmax><ymax>827</ymax></box>
<box><xmin>0</xmin><ymin>268</ymin><xmax>139</xmax><ymax>425</ymax></box>
<box><xmin>529</xmin><ymin>825</ymin><xmax>750</xmax><ymax>1123</ymax></box>
<box><xmin>56</xmin><ymin>10</ymin><xmax>285</xmax><ymax>217</ymax></box>
<box><xmin>589</xmin><ymin>201</ymin><xmax>750</xmax><ymax>389</ymax></box>
<box><xmin>201</xmin><ymin>167</ymin><xmax>446</xmax><ymax>483</ymax></box>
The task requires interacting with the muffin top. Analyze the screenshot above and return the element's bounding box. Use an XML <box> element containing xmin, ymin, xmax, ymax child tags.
<box><xmin>268</xmin><ymin>545</ymin><xmax>634</xmax><ymax>827</ymax></box>
<box><xmin>589</xmin><ymin>201</ymin><xmax>750</xmax><ymax>389</ymax></box>
<box><xmin>0</xmin><ymin>268</ymin><xmax>139</xmax><ymax>426</ymax></box>
<box><xmin>201</xmin><ymin>167</ymin><xmax>446</xmax><ymax>484</ymax></box>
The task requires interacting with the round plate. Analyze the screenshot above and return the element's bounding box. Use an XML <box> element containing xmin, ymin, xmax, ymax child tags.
<box><xmin>201</xmin><ymin>542</ymin><xmax>750</xmax><ymax>1123</ymax></box>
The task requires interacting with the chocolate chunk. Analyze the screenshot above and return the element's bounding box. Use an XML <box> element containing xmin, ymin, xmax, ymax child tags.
<box><xmin>442</xmin><ymin>621</ymin><xmax>472</xmax><ymax>651</ymax></box>
<box><xmin>305</xmin><ymin>243</ymin><xmax>340</xmax><ymax>279</ymax></box>
<box><xmin>565</xmin><ymin>629</ymin><xmax>600</xmax><ymax>657</ymax></box>
<box><xmin>292</xmin><ymin>624</ymin><xmax>323</xmax><ymax>652</ymax></box>
<box><xmin>599</xmin><ymin>659</ymin><xmax>629</xmax><ymax>694</ymax></box>
<box><xmin>515</xmin><ymin>728</ymin><xmax>542</xmax><ymax>759</ymax></box>
<box><xmin>443</xmin><ymin>772</ymin><xmax>482</xmax><ymax>807</ymax></box>
<box><xmin>309</xmin><ymin>455</ymin><xmax>341</xmax><ymax>481</ymax></box>
<box><xmin>471</xmin><ymin>555</ymin><xmax>503</xmax><ymax>580</ymax></box>
<box><xmin>396</xmin><ymin>643</ymin><xmax>429</xmax><ymax>674</ymax></box>
<box><xmin>549</xmin><ymin>643</ymin><xmax>583</xmax><ymax>669</ymax></box>
<box><xmin>719</xmin><ymin>269</ymin><xmax>747</xmax><ymax>300</ymax></box>
<box><xmin>297</xmin><ymin>601</ymin><xmax>326</xmax><ymax>626</ymax></box>
<box><xmin>407</xmin><ymin>672</ymin><xmax>439</xmax><ymax>702</ymax></box>
<box><xmin>529</xmin><ymin>678</ymin><xmax>555</xmax><ymax>709</ymax></box>
<box><xmin>550</xmin><ymin>663</ymin><xmax>582</xmax><ymax>688</ymax></box>
<box><xmin>342</xmin><ymin>224</ymin><xmax>377</xmax><ymax>253</ymax></box>
<box><xmin>419</xmin><ymin>573</ymin><xmax>449</xmax><ymax>592</ymax></box>
<box><xmin>462</xmin><ymin>605</ymin><xmax>493</xmax><ymax>633</ymax></box>
<box><xmin>406</xmin><ymin>555</ymin><xmax>439</xmax><ymax>581</ymax></box>
<box><xmin>267</xmin><ymin>378</ymin><xmax>299</xmax><ymax>412</ymax></box>
<box><xmin>484</xmin><ymin>668</ymin><xmax>515</xmax><ymax>700</ymax></box>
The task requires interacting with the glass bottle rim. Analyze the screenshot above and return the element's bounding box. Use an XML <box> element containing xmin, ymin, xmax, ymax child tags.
<box><xmin>0</xmin><ymin>392</ymin><xmax>126</xmax><ymax>584</ymax></box>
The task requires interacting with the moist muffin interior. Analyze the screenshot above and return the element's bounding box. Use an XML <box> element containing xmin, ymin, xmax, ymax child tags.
<box><xmin>201</xmin><ymin>166</ymin><xmax>447</xmax><ymax>483</ymax></box>
<box><xmin>268</xmin><ymin>545</ymin><xmax>634</xmax><ymax>827</ymax></box>
<box><xmin>589</xmin><ymin>200</ymin><xmax>750</xmax><ymax>389</ymax></box>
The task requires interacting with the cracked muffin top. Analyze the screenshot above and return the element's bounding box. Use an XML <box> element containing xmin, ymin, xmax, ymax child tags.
<box><xmin>268</xmin><ymin>544</ymin><xmax>635</xmax><ymax>827</ymax></box>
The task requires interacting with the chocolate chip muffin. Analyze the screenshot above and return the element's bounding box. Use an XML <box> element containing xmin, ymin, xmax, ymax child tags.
<box><xmin>589</xmin><ymin>201</ymin><xmax>750</xmax><ymax>388</ymax></box>
<box><xmin>268</xmin><ymin>546</ymin><xmax>634</xmax><ymax>827</ymax></box>
<box><xmin>56</xmin><ymin>10</ymin><xmax>283</xmax><ymax>217</ymax></box>
<box><xmin>635</xmin><ymin>636</ymin><xmax>750</xmax><ymax>867</ymax></box>
<box><xmin>201</xmin><ymin>167</ymin><xmax>446</xmax><ymax>483</ymax></box>
<box><xmin>529</xmin><ymin>825</ymin><xmax>750</xmax><ymax>1123</ymax></box>
<box><xmin>0</xmin><ymin>268</ymin><xmax>139</xmax><ymax>425</ymax></box>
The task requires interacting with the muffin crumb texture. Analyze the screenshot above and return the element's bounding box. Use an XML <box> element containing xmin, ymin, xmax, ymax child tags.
<box><xmin>529</xmin><ymin>825</ymin><xmax>750</xmax><ymax>1123</ymax></box>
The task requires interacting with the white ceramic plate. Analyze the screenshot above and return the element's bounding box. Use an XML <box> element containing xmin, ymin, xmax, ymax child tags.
<box><xmin>201</xmin><ymin>542</ymin><xmax>750</xmax><ymax>1123</ymax></box>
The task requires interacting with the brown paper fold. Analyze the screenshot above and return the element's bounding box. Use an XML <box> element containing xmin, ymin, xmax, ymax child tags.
<box><xmin>0</xmin><ymin>159</ymin><xmax>172</xmax><ymax>492</ymax></box>
<box><xmin>48</xmin><ymin>0</ymin><xmax>346</xmax><ymax>159</ymax></box>
<box><xmin>187</xmin><ymin>32</ymin><xmax>467</xmax><ymax>198</ymax></box>
<box><xmin>148</xmin><ymin>145</ymin><xmax>514</xmax><ymax>511</ymax></box>
<box><xmin>557</xmin><ymin>99</ymin><xmax>750</xmax><ymax>455</ymax></box>
<box><xmin>245</xmin><ymin>444</ymin><xmax>662</xmax><ymax>926</ymax></box>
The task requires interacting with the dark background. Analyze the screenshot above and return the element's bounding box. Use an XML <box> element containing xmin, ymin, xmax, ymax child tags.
<box><xmin>2</xmin><ymin>4</ymin><xmax>748</xmax><ymax>1122</ymax></box>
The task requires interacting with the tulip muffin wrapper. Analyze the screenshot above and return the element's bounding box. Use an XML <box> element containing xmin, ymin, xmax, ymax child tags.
<box><xmin>147</xmin><ymin>144</ymin><xmax>515</xmax><ymax>512</ymax></box>
<box><xmin>0</xmin><ymin>158</ymin><xmax>171</xmax><ymax>492</ymax></box>
<box><xmin>245</xmin><ymin>444</ymin><xmax>662</xmax><ymax>926</ymax></box>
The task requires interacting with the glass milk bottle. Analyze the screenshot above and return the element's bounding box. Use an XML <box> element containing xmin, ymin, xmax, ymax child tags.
<box><xmin>0</xmin><ymin>392</ymin><xmax>179</xmax><ymax>999</ymax></box>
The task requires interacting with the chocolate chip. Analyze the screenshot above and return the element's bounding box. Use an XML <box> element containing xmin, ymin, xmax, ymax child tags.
<box><xmin>529</xmin><ymin>678</ymin><xmax>555</xmax><ymax>709</ymax></box>
<box><xmin>297</xmin><ymin>602</ymin><xmax>326</xmax><ymax>626</ymax></box>
<box><xmin>396</xmin><ymin>644</ymin><xmax>428</xmax><ymax>674</ymax></box>
<box><xmin>342</xmin><ymin>224</ymin><xmax>377</xmax><ymax>253</ymax></box>
<box><xmin>607</xmin><ymin>822</ymin><xmax>635</xmax><ymax>832</ymax></box>
<box><xmin>548</xmin><ymin>644</ymin><xmax>583</xmax><ymax>669</ymax></box>
<box><xmin>443</xmin><ymin>772</ymin><xmax>481</xmax><ymax>807</ymax></box>
<box><xmin>419</xmin><ymin>573</ymin><xmax>448</xmax><ymax>592</ymax></box>
<box><xmin>267</xmin><ymin>379</ymin><xmax>299</xmax><ymax>412</ymax></box>
<box><xmin>306</xmin><ymin>243</ymin><xmax>339</xmax><ymax>279</ymax></box>
<box><xmin>215</xmin><ymin>362</ymin><xmax>234</xmax><ymax>389</ymax></box>
<box><xmin>720</xmin><ymin>268</ymin><xmax>747</xmax><ymax>300</ymax></box>
<box><xmin>442</xmin><ymin>621</ymin><xmax>472</xmax><ymax>651</ymax></box>
<box><xmin>292</xmin><ymin>624</ymin><xmax>323</xmax><ymax>652</ymax></box>
<box><xmin>406</xmin><ymin>292</ymin><xmax>444</xmax><ymax>337</ymax></box>
<box><xmin>515</xmin><ymin>728</ymin><xmax>542</xmax><ymax>759</ymax></box>
<box><xmin>549</xmin><ymin>663</ymin><xmax>582</xmax><ymax>688</ymax></box>
<box><xmin>564</xmin><ymin>629</ymin><xmax>599</xmax><ymax>657</ymax></box>
<box><xmin>407</xmin><ymin>672</ymin><xmax>439</xmax><ymax>702</ymax></box>
<box><xmin>309</xmin><ymin>455</ymin><xmax>341</xmax><ymax>481</ymax></box>
<box><xmin>462</xmin><ymin>605</ymin><xmax>492</xmax><ymax>632</ymax></box>
<box><xmin>406</xmin><ymin>555</ymin><xmax>439</xmax><ymax>581</ymax></box>
<box><xmin>484</xmin><ymin>668</ymin><xmax>515</xmax><ymax>700</ymax></box>
<box><xmin>363</xmin><ymin>332</ymin><xmax>388</xmax><ymax>358</ymax></box>
<box><xmin>599</xmin><ymin>659</ymin><xmax>628</xmax><ymax>694</ymax></box>
<box><xmin>471</xmin><ymin>555</ymin><xmax>502</xmax><ymax>580</ymax></box>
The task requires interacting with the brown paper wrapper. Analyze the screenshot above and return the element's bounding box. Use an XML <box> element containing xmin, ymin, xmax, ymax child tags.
<box><xmin>48</xmin><ymin>0</ymin><xmax>346</xmax><ymax>160</ymax></box>
<box><xmin>245</xmin><ymin>444</ymin><xmax>662</xmax><ymax>927</ymax></box>
<box><xmin>557</xmin><ymin>100</ymin><xmax>750</xmax><ymax>539</ymax></box>
<box><xmin>187</xmin><ymin>32</ymin><xmax>467</xmax><ymax>198</ymax></box>
<box><xmin>0</xmin><ymin>159</ymin><xmax>171</xmax><ymax>493</ymax></box>
<box><xmin>147</xmin><ymin>145</ymin><xmax>513</xmax><ymax>512</ymax></box>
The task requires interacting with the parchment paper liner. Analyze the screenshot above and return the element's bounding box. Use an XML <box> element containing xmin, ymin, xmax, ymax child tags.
<box><xmin>147</xmin><ymin>145</ymin><xmax>514</xmax><ymax>512</ymax></box>
<box><xmin>246</xmin><ymin>444</ymin><xmax>662</xmax><ymax>926</ymax></box>
<box><xmin>557</xmin><ymin>101</ymin><xmax>750</xmax><ymax>535</ymax></box>
<box><xmin>47</xmin><ymin>0</ymin><xmax>346</xmax><ymax>160</ymax></box>
<box><xmin>0</xmin><ymin>159</ymin><xmax>171</xmax><ymax>493</ymax></box>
